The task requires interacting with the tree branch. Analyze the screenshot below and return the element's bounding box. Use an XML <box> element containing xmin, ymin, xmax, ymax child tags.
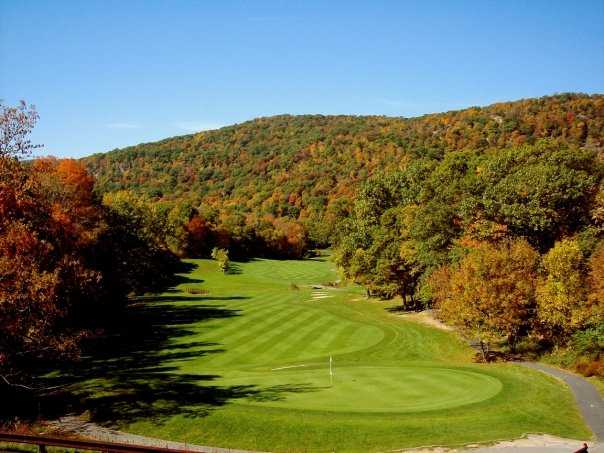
<box><xmin>0</xmin><ymin>374</ymin><xmax>64</xmax><ymax>392</ymax></box>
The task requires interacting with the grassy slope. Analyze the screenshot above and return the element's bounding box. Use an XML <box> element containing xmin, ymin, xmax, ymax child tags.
<box><xmin>72</xmin><ymin>256</ymin><xmax>590</xmax><ymax>452</ymax></box>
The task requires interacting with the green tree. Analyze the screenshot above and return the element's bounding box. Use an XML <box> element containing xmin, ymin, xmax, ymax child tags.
<box><xmin>480</xmin><ymin>142</ymin><xmax>599</xmax><ymax>249</ymax></box>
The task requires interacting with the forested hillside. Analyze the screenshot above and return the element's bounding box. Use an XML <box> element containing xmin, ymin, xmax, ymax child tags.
<box><xmin>82</xmin><ymin>93</ymin><xmax>604</xmax><ymax>377</ymax></box>
<box><xmin>84</xmin><ymin>94</ymin><xmax>604</xmax><ymax>255</ymax></box>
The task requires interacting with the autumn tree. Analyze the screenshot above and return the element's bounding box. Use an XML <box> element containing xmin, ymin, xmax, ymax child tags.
<box><xmin>211</xmin><ymin>247</ymin><xmax>230</xmax><ymax>273</ymax></box>
<box><xmin>587</xmin><ymin>242</ymin><xmax>604</xmax><ymax>322</ymax></box>
<box><xmin>0</xmin><ymin>101</ymin><xmax>40</xmax><ymax>159</ymax></box>
<box><xmin>0</xmin><ymin>104</ymin><xmax>104</xmax><ymax>390</ymax></box>
<box><xmin>590</xmin><ymin>184</ymin><xmax>604</xmax><ymax>230</ymax></box>
<box><xmin>83</xmin><ymin>94</ymin><xmax>604</xmax><ymax>251</ymax></box>
<box><xmin>0</xmin><ymin>102</ymin><xmax>181</xmax><ymax>396</ymax></box>
<box><xmin>185</xmin><ymin>215</ymin><xmax>212</xmax><ymax>256</ymax></box>
<box><xmin>431</xmin><ymin>239</ymin><xmax>539</xmax><ymax>358</ymax></box>
<box><xmin>536</xmin><ymin>238</ymin><xmax>589</xmax><ymax>342</ymax></box>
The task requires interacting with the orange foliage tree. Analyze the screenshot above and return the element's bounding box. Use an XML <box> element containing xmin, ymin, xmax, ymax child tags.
<box><xmin>0</xmin><ymin>102</ymin><xmax>179</xmax><ymax>395</ymax></box>
<box><xmin>431</xmin><ymin>239</ymin><xmax>539</xmax><ymax>358</ymax></box>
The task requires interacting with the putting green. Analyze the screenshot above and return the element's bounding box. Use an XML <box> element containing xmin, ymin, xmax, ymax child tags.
<box><xmin>220</xmin><ymin>366</ymin><xmax>503</xmax><ymax>413</ymax></box>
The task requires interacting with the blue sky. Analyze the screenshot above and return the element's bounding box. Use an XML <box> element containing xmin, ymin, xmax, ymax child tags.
<box><xmin>1</xmin><ymin>0</ymin><xmax>603</xmax><ymax>158</ymax></box>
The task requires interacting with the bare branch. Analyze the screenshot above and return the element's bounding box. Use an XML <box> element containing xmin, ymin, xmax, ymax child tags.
<box><xmin>0</xmin><ymin>374</ymin><xmax>64</xmax><ymax>392</ymax></box>
<box><xmin>0</xmin><ymin>100</ymin><xmax>42</xmax><ymax>159</ymax></box>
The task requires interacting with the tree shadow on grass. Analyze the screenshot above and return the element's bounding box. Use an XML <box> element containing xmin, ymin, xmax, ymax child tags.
<box><xmin>246</xmin><ymin>383</ymin><xmax>329</xmax><ymax>403</ymax></box>
<box><xmin>306</xmin><ymin>257</ymin><xmax>327</xmax><ymax>262</ymax></box>
<box><xmin>226</xmin><ymin>263</ymin><xmax>243</xmax><ymax>275</ymax></box>
<box><xmin>34</xmin><ymin>292</ymin><xmax>325</xmax><ymax>428</ymax></box>
<box><xmin>160</xmin><ymin>261</ymin><xmax>205</xmax><ymax>290</ymax></box>
<box><xmin>132</xmin><ymin>295</ymin><xmax>250</xmax><ymax>303</ymax></box>
<box><xmin>168</xmin><ymin>274</ymin><xmax>206</xmax><ymax>286</ymax></box>
<box><xmin>55</xmin><ymin>378</ymin><xmax>326</xmax><ymax>428</ymax></box>
<box><xmin>385</xmin><ymin>306</ymin><xmax>409</xmax><ymax>313</ymax></box>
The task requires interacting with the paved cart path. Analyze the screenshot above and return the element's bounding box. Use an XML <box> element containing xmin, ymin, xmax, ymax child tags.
<box><xmin>519</xmin><ymin>362</ymin><xmax>604</xmax><ymax>441</ymax></box>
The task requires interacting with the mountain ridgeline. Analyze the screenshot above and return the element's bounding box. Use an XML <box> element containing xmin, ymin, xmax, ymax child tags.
<box><xmin>85</xmin><ymin>94</ymin><xmax>603</xmax><ymax>256</ymax></box>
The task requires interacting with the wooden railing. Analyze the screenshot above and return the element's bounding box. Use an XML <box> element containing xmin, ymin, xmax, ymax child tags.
<box><xmin>0</xmin><ymin>431</ymin><xmax>203</xmax><ymax>453</ymax></box>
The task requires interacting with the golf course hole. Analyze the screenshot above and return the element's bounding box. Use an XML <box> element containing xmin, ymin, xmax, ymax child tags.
<box><xmin>227</xmin><ymin>366</ymin><xmax>503</xmax><ymax>413</ymax></box>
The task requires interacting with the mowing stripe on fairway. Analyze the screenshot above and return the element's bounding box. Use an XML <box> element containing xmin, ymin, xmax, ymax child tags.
<box><xmin>222</xmin><ymin>310</ymin><xmax>326</xmax><ymax>366</ymax></box>
<box><xmin>261</xmin><ymin>311</ymin><xmax>330</xmax><ymax>361</ymax></box>
<box><xmin>204</xmin><ymin>306</ymin><xmax>313</xmax><ymax>363</ymax></box>
<box><xmin>202</xmin><ymin>303</ymin><xmax>305</xmax><ymax>347</ymax></box>
<box><xmin>292</xmin><ymin>318</ymin><xmax>364</xmax><ymax>357</ymax></box>
<box><xmin>271</xmin><ymin>317</ymin><xmax>338</xmax><ymax>360</ymax></box>
<box><xmin>275</xmin><ymin>317</ymin><xmax>348</xmax><ymax>361</ymax></box>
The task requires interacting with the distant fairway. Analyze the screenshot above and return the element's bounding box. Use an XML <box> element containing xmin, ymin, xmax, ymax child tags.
<box><xmin>67</xmin><ymin>255</ymin><xmax>591</xmax><ymax>452</ymax></box>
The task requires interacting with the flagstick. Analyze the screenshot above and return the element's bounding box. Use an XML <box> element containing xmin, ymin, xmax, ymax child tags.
<box><xmin>329</xmin><ymin>355</ymin><xmax>333</xmax><ymax>386</ymax></box>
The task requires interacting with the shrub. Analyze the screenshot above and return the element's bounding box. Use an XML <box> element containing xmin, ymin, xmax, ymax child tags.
<box><xmin>211</xmin><ymin>247</ymin><xmax>230</xmax><ymax>273</ymax></box>
<box><xmin>571</xmin><ymin>323</ymin><xmax>604</xmax><ymax>357</ymax></box>
<box><xmin>575</xmin><ymin>358</ymin><xmax>604</xmax><ymax>377</ymax></box>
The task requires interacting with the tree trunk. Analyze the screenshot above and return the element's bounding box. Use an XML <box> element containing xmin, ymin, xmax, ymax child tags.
<box><xmin>508</xmin><ymin>333</ymin><xmax>517</xmax><ymax>353</ymax></box>
<box><xmin>410</xmin><ymin>293</ymin><xmax>416</xmax><ymax>311</ymax></box>
<box><xmin>479</xmin><ymin>340</ymin><xmax>488</xmax><ymax>362</ymax></box>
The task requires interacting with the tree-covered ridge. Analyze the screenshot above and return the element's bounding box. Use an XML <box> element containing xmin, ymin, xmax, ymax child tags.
<box><xmin>333</xmin><ymin>140</ymin><xmax>603</xmax><ymax>373</ymax></box>
<box><xmin>335</xmin><ymin>141</ymin><xmax>601</xmax><ymax>290</ymax></box>
<box><xmin>84</xmin><ymin>93</ymin><xmax>604</xmax><ymax>248</ymax></box>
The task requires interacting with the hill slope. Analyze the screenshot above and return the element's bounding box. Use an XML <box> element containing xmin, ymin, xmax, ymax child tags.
<box><xmin>84</xmin><ymin>93</ymin><xmax>604</xmax><ymax>245</ymax></box>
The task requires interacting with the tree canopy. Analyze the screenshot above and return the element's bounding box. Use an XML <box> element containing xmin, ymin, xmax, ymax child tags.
<box><xmin>84</xmin><ymin>94</ymin><xmax>604</xmax><ymax>255</ymax></box>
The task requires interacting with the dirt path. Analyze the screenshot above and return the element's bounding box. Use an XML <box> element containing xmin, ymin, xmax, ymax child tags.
<box><xmin>395</xmin><ymin>309</ymin><xmax>453</xmax><ymax>331</ymax></box>
<box><xmin>405</xmin><ymin>435</ymin><xmax>603</xmax><ymax>452</ymax></box>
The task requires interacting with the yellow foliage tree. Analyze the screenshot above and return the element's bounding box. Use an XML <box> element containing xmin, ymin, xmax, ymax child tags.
<box><xmin>536</xmin><ymin>238</ymin><xmax>589</xmax><ymax>342</ymax></box>
<box><xmin>586</xmin><ymin>242</ymin><xmax>604</xmax><ymax>324</ymax></box>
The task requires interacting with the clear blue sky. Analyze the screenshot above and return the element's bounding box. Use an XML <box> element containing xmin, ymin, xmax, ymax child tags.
<box><xmin>1</xmin><ymin>0</ymin><xmax>603</xmax><ymax>158</ymax></box>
